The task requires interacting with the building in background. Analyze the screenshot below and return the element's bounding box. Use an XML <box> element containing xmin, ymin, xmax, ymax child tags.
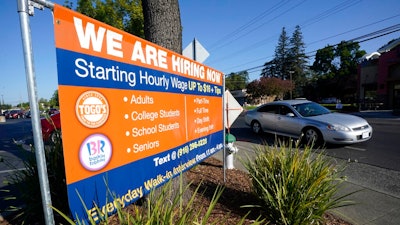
<box><xmin>358</xmin><ymin>38</ymin><xmax>400</xmax><ymax>113</ymax></box>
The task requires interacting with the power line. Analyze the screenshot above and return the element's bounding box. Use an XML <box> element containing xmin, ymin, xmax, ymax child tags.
<box><xmin>307</xmin><ymin>14</ymin><xmax>400</xmax><ymax>46</ymax></box>
<box><xmin>211</xmin><ymin>0</ymin><xmax>360</xmax><ymax>62</ymax></box>
<box><xmin>306</xmin><ymin>24</ymin><xmax>400</xmax><ymax>58</ymax></box>
<box><xmin>299</xmin><ymin>0</ymin><xmax>362</xmax><ymax>29</ymax></box>
<box><xmin>211</xmin><ymin>0</ymin><xmax>307</xmax><ymax>52</ymax></box>
<box><xmin>220</xmin><ymin>13</ymin><xmax>400</xmax><ymax>72</ymax></box>
<box><xmin>203</xmin><ymin>2</ymin><xmax>399</xmax><ymax>78</ymax></box>
<box><xmin>224</xmin><ymin>23</ymin><xmax>400</xmax><ymax>77</ymax></box>
<box><xmin>349</xmin><ymin>24</ymin><xmax>400</xmax><ymax>42</ymax></box>
<box><xmin>208</xmin><ymin>0</ymin><xmax>292</xmax><ymax>50</ymax></box>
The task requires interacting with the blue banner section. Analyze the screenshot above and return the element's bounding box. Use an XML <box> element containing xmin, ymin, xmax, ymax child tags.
<box><xmin>67</xmin><ymin>131</ymin><xmax>223</xmax><ymax>223</ymax></box>
<box><xmin>56</xmin><ymin>49</ymin><xmax>222</xmax><ymax>97</ymax></box>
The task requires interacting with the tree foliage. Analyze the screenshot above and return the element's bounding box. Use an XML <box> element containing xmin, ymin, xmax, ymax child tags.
<box><xmin>225</xmin><ymin>71</ymin><xmax>249</xmax><ymax>91</ymax></box>
<box><xmin>0</xmin><ymin>103</ymin><xmax>12</xmax><ymax>110</ymax></box>
<box><xmin>261</xmin><ymin>27</ymin><xmax>290</xmax><ymax>79</ymax></box>
<box><xmin>73</xmin><ymin>0</ymin><xmax>144</xmax><ymax>38</ymax></box>
<box><xmin>274</xmin><ymin>27</ymin><xmax>291</xmax><ymax>80</ymax></box>
<box><xmin>246</xmin><ymin>77</ymin><xmax>294</xmax><ymax>101</ymax></box>
<box><xmin>311</xmin><ymin>45</ymin><xmax>336</xmax><ymax>77</ymax></box>
<box><xmin>288</xmin><ymin>25</ymin><xmax>309</xmax><ymax>97</ymax></box>
<box><xmin>310</xmin><ymin>41</ymin><xmax>366</xmax><ymax>100</ymax></box>
<box><xmin>49</xmin><ymin>90</ymin><xmax>59</xmax><ymax>108</ymax></box>
<box><xmin>260</xmin><ymin>26</ymin><xmax>308</xmax><ymax>98</ymax></box>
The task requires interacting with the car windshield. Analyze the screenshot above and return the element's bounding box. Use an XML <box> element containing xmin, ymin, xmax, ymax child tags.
<box><xmin>292</xmin><ymin>102</ymin><xmax>331</xmax><ymax>117</ymax></box>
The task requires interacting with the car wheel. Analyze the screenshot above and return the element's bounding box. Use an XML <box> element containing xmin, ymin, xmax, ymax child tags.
<box><xmin>302</xmin><ymin>127</ymin><xmax>322</xmax><ymax>146</ymax></box>
<box><xmin>251</xmin><ymin>121</ymin><xmax>262</xmax><ymax>134</ymax></box>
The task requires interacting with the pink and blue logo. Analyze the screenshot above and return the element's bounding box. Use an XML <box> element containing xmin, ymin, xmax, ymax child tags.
<box><xmin>79</xmin><ymin>134</ymin><xmax>112</xmax><ymax>171</ymax></box>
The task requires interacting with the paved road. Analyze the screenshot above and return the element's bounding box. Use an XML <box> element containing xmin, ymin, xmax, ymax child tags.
<box><xmin>0</xmin><ymin>118</ymin><xmax>33</xmax><ymax>180</ymax></box>
<box><xmin>230</xmin><ymin>111</ymin><xmax>400</xmax><ymax>171</ymax></box>
<box><xmin>323</xmin><ymin>115</ymin><xmax>400</xmax><ymax>172</ymax></box>
<box><xmin>0</xmin><ymin>118</ymin><xmax>34</xmax><ymax>217</ymax></box>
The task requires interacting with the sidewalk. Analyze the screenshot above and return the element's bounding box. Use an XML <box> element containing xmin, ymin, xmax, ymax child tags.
<box><xmin>213</xmin><ymin>141</ymin><xmax>400</xmax><ymax>225</ymax></box>
<box><xmin>351</xmin><ymin>110</ymin><xmax>400</xmax><ymax>119</ymax></box>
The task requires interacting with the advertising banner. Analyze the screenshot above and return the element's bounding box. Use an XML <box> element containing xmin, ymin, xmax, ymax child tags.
<box><xmin>53</xmin><ymin>4</ymin><xmax>223</xmax><ymax>222</ymax></box>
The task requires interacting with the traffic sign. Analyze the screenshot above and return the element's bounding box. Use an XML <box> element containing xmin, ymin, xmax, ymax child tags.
<box><xmin>224</xmin><ymin>90</ymin><xmax>243</xmax><ymax>128</ymax></box>
<box><xmin>183</xmin><ymin>38</ymin><xmax>210</xmax><ymax>63</ymax></box>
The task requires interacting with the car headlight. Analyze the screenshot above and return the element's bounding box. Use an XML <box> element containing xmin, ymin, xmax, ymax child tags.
<box><xmin>327</xmin><ymin>124</ymin><xmax>351</xmax><ymax>132</ymax></box>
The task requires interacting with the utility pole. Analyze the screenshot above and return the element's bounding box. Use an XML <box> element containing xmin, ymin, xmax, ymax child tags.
<box><xmin>289</xmin><ymin>71</ymin><xmax>294</xmax><ymax>99</ymax></box>
<box><xmin>17</xmin><ymin>0</ymin><xmax>55</xmax><ymax>224</ymax></box>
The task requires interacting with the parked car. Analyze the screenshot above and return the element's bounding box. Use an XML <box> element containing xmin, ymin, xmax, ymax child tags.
<box><xmin>24</xmin><ymin>110</ymin><xmax>31</xmax><ymax>118</ymax></box>
<box><xmin>320</xmin><ymin>97</ymin><xmax>338</xmax><ymax>104</ymax></box>
<box><xmin>6</xmin><ymin>109</ymin><xmax>25</xmax><ymax>119</ymax></box>
<box><xmin>47</xmin><ymin>108</ymin><xmax>59</xmax><ymax>115</ymax></box>
<box><xmin>244</xmin><ymin>99</ymin><xmax>373</xmax><ymax>145</ymax></box>
<box><xmin>41</xmin><ymin>112</ymin><xmax>62</xmax><ymax>143</ymax></box>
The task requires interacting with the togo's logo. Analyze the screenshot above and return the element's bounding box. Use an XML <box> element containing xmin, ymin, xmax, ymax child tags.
<box><xmin>76</xmin><ymin>90</ymin><xmax>109</xmax><ymax>128</ymax></box>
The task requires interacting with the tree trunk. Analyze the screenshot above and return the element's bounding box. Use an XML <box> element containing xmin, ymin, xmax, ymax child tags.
<box><xmin>142</xmin><ymin>0</ymin><xmax>182</xmax><ymax>54</ymax></box>
<box><xmin>141</xmin><ymin>0</ymin><xmax>190</xmax><ymax>205</ymax></box>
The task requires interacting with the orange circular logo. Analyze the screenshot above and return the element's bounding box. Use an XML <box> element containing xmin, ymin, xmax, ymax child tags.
<box><xmin>76</xmin><ymin>90</ymin><xmax>109</xmax><ymax>128</ymax></box>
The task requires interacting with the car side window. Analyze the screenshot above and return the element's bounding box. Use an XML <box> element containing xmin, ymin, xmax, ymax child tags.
<box><xmin>294</xmin><ymin>104</ymin><xmax>308</xmax><ymax>116</ymax></box>
<box><xmin>279</xmin><ymin>106</ymin><xmax>294</xmax><ymax>116</ymax></box>
<box><xmin>258</xmin><ymin>105</ymin><xmax>277</xmax><ymax>114</ymax></box>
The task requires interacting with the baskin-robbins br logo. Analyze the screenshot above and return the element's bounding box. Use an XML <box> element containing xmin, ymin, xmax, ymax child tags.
<box><xmin>76</xmin><ymin>90</ymin><xmax>109</xmax><ymax>128</ymax></box>
<box><xmin>79</xmin><ymin>134</ymin><xmax>112</xmax><ymax>171</ymax></box>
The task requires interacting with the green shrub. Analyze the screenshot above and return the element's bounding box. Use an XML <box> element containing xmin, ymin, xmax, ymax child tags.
<box><xmin>53</xmin><ymin>175</ymin><xmax>263</xmax><ymax>225</ymax></box>
<box><xmin>242</xmin><ymin>143</ymin><xmax>354</xmax><ymax>225</ymax></box>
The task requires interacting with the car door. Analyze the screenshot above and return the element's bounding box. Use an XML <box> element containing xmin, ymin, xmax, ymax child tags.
<box><xmin>275</xmin><ymin>105</ymin><xmax>303</xmax><ymax>137</ymax></box>
<box><xmin>256</xmin><ymin>104</ymin><xmax>278</xmax><ymax>133</ymax></box>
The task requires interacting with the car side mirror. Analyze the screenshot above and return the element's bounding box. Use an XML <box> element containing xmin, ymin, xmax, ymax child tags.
<box><xmin>286</xmin><ymin>113</ymin><xmax>295</xmax><ymax>117</ymax></box>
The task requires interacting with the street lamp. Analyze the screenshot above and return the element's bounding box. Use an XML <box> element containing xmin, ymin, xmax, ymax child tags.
<box><xmin>289</xmin><ymin>71</ymin><xmax>294</xmax><ymax>99</ymax></box>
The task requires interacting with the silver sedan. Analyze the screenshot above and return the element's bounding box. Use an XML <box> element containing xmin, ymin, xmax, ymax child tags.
<box><xmin>244</xmin><ymin>99</ymin><xmax>373</xmax><ymax>145</ymax></box>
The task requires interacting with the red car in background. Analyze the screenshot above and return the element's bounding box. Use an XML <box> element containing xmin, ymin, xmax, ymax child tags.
<box><xmin>41</xmin><ymin>112</ymin><xmax>62</xmax><ymax>143</ymax></box>
<box><xmin>5</xmin><ymin>109</ymin><xmax>25</xmax><ymax>119</ymax></box>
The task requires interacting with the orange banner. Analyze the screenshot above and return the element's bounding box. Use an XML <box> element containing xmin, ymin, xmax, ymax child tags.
<box><xmin>53</xmin><ymin>4</ymin><xmax>222</xmax><ymax>86</ymax></box>
<box><xmin>58</xmin><ymin>86</ymin><xmax>223</xmax><ymax>184</ymax></box>
<box><xmin>53</xmin><ymin>5</ymin><xmax>224</xmax><ymax>222</ymax></box>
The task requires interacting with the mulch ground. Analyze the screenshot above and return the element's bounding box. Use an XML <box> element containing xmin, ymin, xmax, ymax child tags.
<box><xmin>184</xmin><ymin>157</ymin><xmax>353</xmax><ymax>225</ymax></box>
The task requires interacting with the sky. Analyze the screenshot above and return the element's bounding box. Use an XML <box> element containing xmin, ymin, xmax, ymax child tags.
<box><xmin>0</xmin><ymin>0</ymin><xmax>399</xmax><ymax>106</ymax></box>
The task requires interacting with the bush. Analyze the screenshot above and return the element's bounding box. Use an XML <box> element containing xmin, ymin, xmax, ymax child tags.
<box><xmin>242</xmin><ymin>143</ymin><xmax>354</xmax><ymax>225</ymax></box>
<box><xmin>54</xmin><ymin>177</ymin><xmax>243</xmax><ymax>225</ymax></box>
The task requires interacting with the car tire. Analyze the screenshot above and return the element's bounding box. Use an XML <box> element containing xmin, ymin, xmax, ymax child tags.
<box><xmin>251</xmin><ymin>121</ymin><xmax>262</xmax><ymax>134</ymax></box>
<box><xmin>302</xmin><ymin>127</ymin><xmax>322</xmax><ymax>146</ymax></box>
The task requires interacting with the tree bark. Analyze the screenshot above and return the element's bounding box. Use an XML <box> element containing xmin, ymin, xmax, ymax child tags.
<box><xmin>142</xmin><ymin>0</ymin><xmax>182</xmax><ymax>54</ymax></box>
<box><xmin>141</xmin><ymin>0</ymin><xmax>190</xmax><ymax>205</ymax></box>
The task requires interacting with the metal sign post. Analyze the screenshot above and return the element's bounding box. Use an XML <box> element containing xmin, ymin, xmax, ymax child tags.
<box><xmin>182</xmin><ymin>38</ymin><xmax>210</xmax><ymax>63</ymax></box>
<box><xmin>16</xmin><ymin>0</ymin><xmax>55</xmax><ymax>224</ymax></box>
